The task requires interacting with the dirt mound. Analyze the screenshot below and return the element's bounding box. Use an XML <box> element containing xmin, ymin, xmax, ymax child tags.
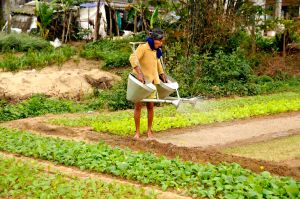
<box><xmin>0</xmin><ymin>59</ymin><xmax>120</xmax><ymax>100</ymax></box>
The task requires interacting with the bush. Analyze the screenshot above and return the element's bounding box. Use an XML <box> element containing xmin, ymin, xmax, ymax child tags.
<box><xmin>225</xmin><ymin>30</ymin><xmax>251</xmax><ymax>53</ymax></box>
<box><xmin>168</xmin><ymin>49</ymin><xmax>261</xmax><ymax>97</ymax></box>
<box><xmin>0</xmin><ymin>45</ymin><xmax>76</xmax><ymax>71</ymax></box>
<box><xmin>256</xmin><ymin>36</ymin><xmax>279</xmax><ymax>52</ymax></box>
<box><xmin>0</xmin><ymin>94</ymin><xmax>86</xmax><ymax>122</ymax></box>
<box><xmin>80</xmin><ymin>33</ymin><xmax>146</xmax><ymax>68</ymax></box>
<box><xmin>0</xmin><ymin>33</ymin><xmax>51</xmax><ymax>53</ymax></box>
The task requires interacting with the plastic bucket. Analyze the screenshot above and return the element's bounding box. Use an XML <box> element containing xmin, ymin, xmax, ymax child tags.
<box><xmin>157</xmin><ymin>76</ymin><xmax>179</xmax><ymax>99</ymax></box>
<box><xmin>126</xmin><ymin>74</ymin><xmax>156</xmax><ymax>103</ymax></box>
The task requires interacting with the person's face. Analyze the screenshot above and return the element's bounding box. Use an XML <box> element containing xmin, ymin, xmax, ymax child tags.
<box><xmin>154</xmin><ymin>39</ymin><xmax>163</xmax><ymax>49</ymax></box>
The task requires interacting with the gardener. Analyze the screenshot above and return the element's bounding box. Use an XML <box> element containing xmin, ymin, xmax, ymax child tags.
<box><xmin>129</xmin><ymin>28</ymin><xmax>167</xmax><ymax>139</ymax></box>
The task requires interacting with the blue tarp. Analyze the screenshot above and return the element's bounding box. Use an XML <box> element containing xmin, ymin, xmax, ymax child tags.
<box><xmin>80</xmin><ymin>2</ymin><xmax>104</xmax><ymax>8</ymax></box>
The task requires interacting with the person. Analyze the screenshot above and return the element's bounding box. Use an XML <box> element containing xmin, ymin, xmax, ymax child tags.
<box><xmin>129</xmin><ymin>28</ymin><xmax>167</xmax><ymax>139</ymax></box>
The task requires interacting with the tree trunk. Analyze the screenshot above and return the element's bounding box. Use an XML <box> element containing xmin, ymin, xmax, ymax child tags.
<box><xmin>62</xmin><ymin>11</ymin><xmax>66</xmax><ymax>43</ymax></box>
<box><xmin>113</xmin><ymin>10</ymin><xmax>119</xmax><ymax>36</ymax></box>
<box><xmin>65</xmin><ymin>11</ymin><xmax>72</xmax><ymax>43</ymax></box>
<box><xmin>133</xmin><ymin>13</ymin><xmax>137</xmax><ymax>33</ymax></box>
<box><xmin>141</xmin><ymin>11</ymin><xmax>144</xmax><ymax>31</ymax></box>
<box><xmin>283</xmin><ymin>31</ymin><xmax>286</xmax><ymax>58</ymax></box>
<box><xmin>93</xmin><ymin>0</ymin><xmax>101</xmax><ymax>41</ymax></box>
<box><xmin>251</xmin><ymin>15</ymin><xmax>256</xmax><ymax>55</ymax></box>
<box><xmin>0</xmin><ymin>1</ymin><xmax>4</xmax><ymax>27</ymax></box>
<box><xmin>6</xmin><ymin>0</ymin><xmax>11</xmax><ymax>33</ymax></box>
<box><xmin>142</xmin><ymin>11</ymin><xmax>148</xmax><ymax>32</ymax></box>
<box><xmin>109</xmin><ymin>7</ymin><xmax>112</xmax><ymax>38</ymax></box>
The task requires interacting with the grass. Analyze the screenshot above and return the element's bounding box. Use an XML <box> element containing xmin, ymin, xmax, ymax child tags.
<box><xmin>0</xmin><ymin>33</ymin><xmax>76</xmax><ymax>71</ymax></box>
<box><xmin>49</xmin><ymin>91</ymin><xmax>300</xmax><ymax>136</ymax></box>
<box><xmin>0</xmin><ymin>95</ymin><xmax>87</xmax><ymax>122</ymax></box>
<box><xmin>0</xmin><ymin>45</ymin><xmax>75</xmax><ymax>71</ymax></box>
<box><xmin>0</xmin><ymin>33</ymin><xmax>51</xmax><ymax>53</ymax></box>
<box><xmin>0</xmin><ymin>155</ymin><xmax>155</xmax><ymax>198</ymax></box>
<box><xmin>0</xmin><ymin>127</ymin><xmax>299</xmax><ymax>198</ymax></box>
<box><xmin>223</xmin><ymin>134</ymin><xmax>300</xmax><ymax>162</ymax></box>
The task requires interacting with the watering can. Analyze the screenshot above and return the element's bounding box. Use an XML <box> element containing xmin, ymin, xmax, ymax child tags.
<box><xmin>126</xmin><ymin>42</ymin><xmax>197</xmax><ymax>107</ymax></box>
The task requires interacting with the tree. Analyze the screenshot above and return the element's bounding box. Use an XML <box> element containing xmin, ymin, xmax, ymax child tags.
<box><xmin>35</xmin><ymin>0</ymin><xmax>54</xmax><ymax>39</ymax></box>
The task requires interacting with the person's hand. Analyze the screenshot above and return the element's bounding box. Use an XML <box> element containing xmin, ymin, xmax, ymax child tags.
<box><xmin>134</xmin><ymin>66</ymin><xmax>144</xmax><ymax>83</ymax></box>
<box><xmin>160</xmin><ymin>73</ymin><xmax>167</xmax><ymax>83</ymax></box>
<box><xmin>137</xmin><ymin>73</ymin><xmax>144</xmax><ymax>83</ymax></box>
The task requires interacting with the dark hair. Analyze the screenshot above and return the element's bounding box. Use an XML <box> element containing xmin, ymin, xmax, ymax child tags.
<box><xmin>150</xmin><ymin>28</ymin><xmax>164</xmax><ymax>40</ymax></box>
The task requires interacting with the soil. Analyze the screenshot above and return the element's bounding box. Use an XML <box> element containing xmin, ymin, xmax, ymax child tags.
<box><xmin>2</xmin><ymin>111</ymin><xmax>300</xmax><ymax>179</ymax></box>
<box><xmin>0</xmin><ymin>58</ymin><xmax>120</xmax><ymax>100</ymax></box>
<box><xmin>154</xmin><ymin>113</ymin><xmax>300</xmax><ymax>148</ymax></box>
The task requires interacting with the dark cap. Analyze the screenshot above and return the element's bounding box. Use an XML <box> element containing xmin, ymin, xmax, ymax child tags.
<box><xmin>150</xmin><ymin>28</ymin><xmax>164</xmax><ymax>40</ymax></box>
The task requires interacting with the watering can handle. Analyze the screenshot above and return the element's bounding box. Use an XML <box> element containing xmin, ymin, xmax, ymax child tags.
<box><xmin>130</xmin><ymin>42</ymin><xmax>146</xmax><ymax>82</ymax></box>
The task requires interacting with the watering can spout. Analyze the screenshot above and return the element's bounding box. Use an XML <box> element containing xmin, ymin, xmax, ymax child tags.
<box><xmin>172</xmin><ymin>99</ymin><xmax>181</xmax><ymax>107</ymax></box>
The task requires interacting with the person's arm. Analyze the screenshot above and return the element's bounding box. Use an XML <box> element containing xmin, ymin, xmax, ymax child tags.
<box><xmin>129</xmin><ymin>45</ymin><xmax>145</xmax><ymax>82</ymax></box>
<box><xmin>157</xmin><ymin>59</ymin><xmax>167</xmax><ymax>83</ymax></box>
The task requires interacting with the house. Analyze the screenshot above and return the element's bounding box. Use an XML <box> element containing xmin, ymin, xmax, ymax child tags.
<box><xmin>264</xmin><ymin>0</ymin><xmax>300</xmax><ymax>18</ymax></box>
<box><xmin>1</xmin><ymin>0</ymin><xmax>36</xmax><ymax>31</ymax></box>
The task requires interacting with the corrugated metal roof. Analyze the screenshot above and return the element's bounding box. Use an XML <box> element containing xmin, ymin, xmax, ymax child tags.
<box><xmin>12</xmin><ymin>5</ymin><xmax>35</xmax><ymax>15</ymax></box>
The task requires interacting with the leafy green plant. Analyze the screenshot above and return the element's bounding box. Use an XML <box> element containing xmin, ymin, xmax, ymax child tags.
<box><xmin>50</xmin><ymin>92</ymin><xmax>300</xmax><ymax>135</ymax></box>
<box><xmin>0</xmin><ymin>127</ymin><xmax>299</xmax><ymax>199</ymax></box>
<box><xmin>150</xmin><ymin>7</ymin><xmax>159</xmax><ymax>29</ymax></box>
<box><xmin>0</xmin><ymin>156</ymin><xmax>154</xmax><ymax>198</ymax></box>
<box><xmin>0</xmin><ymin>94</ymin><xmax>86</xmax><ymax>122</ymax></box>
<box><xmin>35</xmin><ymin>0</ymin><xmax>54</xmax><ymax>39</ymax></box>
<box><xmin>256</xmin><ymin>36</ymin><xmax>279</xmax><ymax>52</ymax></box>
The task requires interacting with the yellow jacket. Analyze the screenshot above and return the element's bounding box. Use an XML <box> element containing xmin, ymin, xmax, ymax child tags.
<box><xmin>129</xmin><ymin>43</ymin><xmax>164</xmax><ymax>84</ymax></box>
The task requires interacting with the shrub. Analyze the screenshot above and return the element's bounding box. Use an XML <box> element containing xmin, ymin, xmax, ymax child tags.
<box><xmin>0</xmin><ymin>33</ymin><xmax>51</xmax><ymax>53</ymax></box>
<box><xmin>0</xmin><ymin>94</ymin><xmax>86</xmax><ymax>122</ymax></box>
<box><xmin>80</xmin><ymin>33</ymin><xmax>146</xmax><ymax>68</ymax></box>
<box><xmin>256</xmin><ymin>36</ymin><xmax>279</xmax><ymax>52</ymax></box>
<box><xmin>168</xmin><ymin>49</ymin><xmax>260</xmax><ymax>97</ymax></box>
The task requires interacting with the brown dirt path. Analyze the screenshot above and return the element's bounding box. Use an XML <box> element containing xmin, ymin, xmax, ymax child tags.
<box><xmin>154</xmin><ymin>113</ymin><xmax>300</xmax><ymax>148</ymax></box>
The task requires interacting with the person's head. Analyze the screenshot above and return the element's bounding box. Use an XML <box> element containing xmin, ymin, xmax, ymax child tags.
<box><xmin>150</xmin><ymin>28</ymin><xmax>164</xmax><ymax>49</ymax></box>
